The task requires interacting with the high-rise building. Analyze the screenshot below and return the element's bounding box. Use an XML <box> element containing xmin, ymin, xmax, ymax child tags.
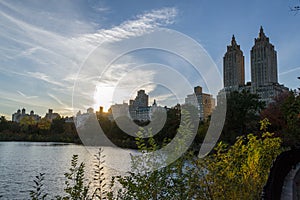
<box><xmin>223</xmin><ymin>35</ymin><xmax>245</xmax><ymax>88</ymax></box>
<box><xmin>251</xmin><ymin>26</ymin><xmax>278</xmax><ymax>87</ymax></box>
<box><xmin>129</xmin><ymin>90</ymin><xmax>150</xmax><ymax>121</ymax></box>
<box><xmin>185</xmin><ymin>86</ymin><xmax>215</xmax><ymax>121</ymax></box>
<box><xmin>218</xmin><ymin>27</ymin><xmax>288</xmax><ymax>105</ymax></box>
<box><xmin>132</xmin><ymin>90</ymin><xmax>148</xmax><ymax>108</ymax></box>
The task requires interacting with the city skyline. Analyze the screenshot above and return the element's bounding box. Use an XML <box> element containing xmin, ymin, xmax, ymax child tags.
<box><xmin>0</xmin><ymin>1</ymin><xmax>300</xmax><ymax>119</ymax></box>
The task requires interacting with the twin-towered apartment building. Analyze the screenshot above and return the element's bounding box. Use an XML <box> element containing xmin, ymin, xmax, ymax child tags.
<box><xmin>220</xmin><ymin>26</ymin><xmax>288</xmax><ymax>103</ymax></box>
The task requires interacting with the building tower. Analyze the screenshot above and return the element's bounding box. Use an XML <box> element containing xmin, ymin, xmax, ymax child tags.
<box><xmin>251</xmin><ymin>26</ymin><xmax>278</xmax><ymax>87</ymax></box>
<box><xmin>223</xmin><ymin>35</ymin><xmax>245</xmax><ymax>88</ymax></box>
<box><xmin>185</xmin><ymin>86</ymin><xmax>215</xmax><ymax>121</ymax></box>
<box><xmin>128</xmin><ymin>90</ymin><xmax>150</xmax><ymax>121</ymax></box>
<box><xmin>133</xmin><ymin>90</ymin><xmax>148</xmax><ymax>108</ymax></box>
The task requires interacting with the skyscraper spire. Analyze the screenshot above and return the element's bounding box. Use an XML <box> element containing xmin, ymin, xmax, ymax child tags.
<box><xmin>259</xmin><ymin>26</ymin><xmax>266</xmax><ymax>39</ymax></box>
<box><xmin>231</xmin><ymin>34</ymin><xmax>237</xmax><ymax>46</ymax></box>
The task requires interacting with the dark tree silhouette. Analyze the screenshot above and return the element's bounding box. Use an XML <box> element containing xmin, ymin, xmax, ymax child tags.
<box><xmin>221</xmin><ymin>90</ymin><xmax>265</xmax><ymax>144</ymax></box>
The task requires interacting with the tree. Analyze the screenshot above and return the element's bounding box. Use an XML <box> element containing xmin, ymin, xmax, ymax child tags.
<box><xmin>38</xmin><ymin>118</ymin><xmax>51</xmax><ymax>131</ymax></box>
<box><xmin>20</xmin><ymin>116</ymin><xmax>37</xmax><ymax>133</ymax></box>
<box><xmin>0</xmin><ymin>116</ymin><xmax>9</xmax><ymax>131</ymax></box>
<box><xmin>281</xmin><ymin>90</ymin><xmax>300</xmax><ymax>147</ymax></box>
<box><xmin>50</xmin><ymin>117</ymin><xmax>65</xmax><ymax>134</ymax></box>
<box><xmin>261</xmin><ymin>90</ymin><xmax>300</xmax><ymax>147</ymax></box>
<box><xmin>28</xmin><ymin>119</ymin><xmax>282</xmax><ymax>199</ymax></box>
<box><xmin>56</xmin><ymin>155</ymin><xmax>89</xmax><ymax>199</ymax></box>
<box><xmin>222</xmin><ymin>90</ymin><xmax>265</xmax><ymax>144</ymax></box>
<box><xmin>260</xmin><ymin>92</ymin><xmax>289</xmax><ymax>133</ymax></box>
<box><xmin>194</xmin><ymin>119</ymin><xmax>282</xmax><ymax>199</ymax></box>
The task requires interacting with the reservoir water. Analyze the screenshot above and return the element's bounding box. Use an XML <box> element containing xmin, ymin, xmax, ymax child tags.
<box><xmin>0</xmin><ymin>141</ymin><xmax>134</xmax><ymax>199</ymax></box>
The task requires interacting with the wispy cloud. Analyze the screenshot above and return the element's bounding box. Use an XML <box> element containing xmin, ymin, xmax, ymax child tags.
<box><xmin>279</xmin><ymin>66</ymin><xmax>300</xmax><ymax>76</ymax></box>
<box><xmin>79</xmin><ymin>7</ymin><xmax>177</xmax><ymax>44</ymax></box>
<box><xmin>26</xmin><ymin>72</ymin><xmax>65</xmax><ymax>87</ymax></box>
<box><xmin>47</xmin><ymin>93</ymin><xmax>68</xmax><ymax>107</ymax></box>
<box><xmin>0</xmin><ymin>2</ymin><xmax>178</xmax><ymax>117</ymax></box>
<box><xmin>17</xmin><ymin>91</ymin><xmax>38</xmax><ymax>99</ymax></box>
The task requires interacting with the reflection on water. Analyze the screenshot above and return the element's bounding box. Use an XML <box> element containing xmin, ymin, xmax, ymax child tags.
<box><xmin>0</xmin><ymin>142</ymin><xmax>133</xmax><ymax>199</ymax></box>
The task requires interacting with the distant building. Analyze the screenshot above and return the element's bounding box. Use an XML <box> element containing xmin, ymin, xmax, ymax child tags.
<box><xmin>185</xmin><ymin>86</ymin><xmax>215</xmax><ymax>121</ymax></box>
<box><xmin>75</xmin><ymin>107</ymin><xmax>95</xmax><ymax>128</ymax></box>
<box><xmin>87</xmin><ymin>107</ymin><xmax>94</xmax><ymax>114</ymax></box>
<box><xmin>223</xmin><ymin>35</ymin><xmax>245</xmax><ymax>89</ymax></box>
<box><xmin>99</xmin><ymin>106</ymin><xmax>104</xmax><ymax>114</ymax></box>
<box><xmin>150</xmin><ymin>99</ymin><xmax>166</xmax><ymax>115</ymax></box>
<box><xmin>108</xmin><ymin>103</ymin><xmax>129</xmax><ymax>120</ymax></box>
<box><xmin>251</xmin><ymin>26</ymin><xmax>278</xmax><ymax>87</ymax></box>
<box><xmin>250</xmin><ymin>26</ymin><xmax>288</xmax><ymax>104</ymax></box>
<box><xmin>129</xmin><ymin>90</ymin><xmax>150</xmax><ymax>121</ymax></box>
<box><xmin>96</xmin><ymin>106</ymin><xmax>110</xmax><ymax>120</ymax></box>
<box><xmin>45</xmin><ymin>109</ymin><xmax>60</xmax><ymax>121</ymax></box>
<box><xmin>76</xmin><ymin>107</ymin><xmax>95</xmax><ymax>117</ymax></box>
<box><xmin>219</xmin><ymin>27</ymin><xmax>288</xmax><ymax>105</ymax></box>
<box><xmin>65</xmin><ymin>116</ymin><xmax>74</xmax><ymax>123</ymax></box>
<box><xmin>107</xmin><ymin>90</ymin><xmax>166</xmax><ymax>122</ymax></box>
<box><xmin>12</xmin><ymin>108</ymin><xmax>41</xmax><ymax>123</ymax></box>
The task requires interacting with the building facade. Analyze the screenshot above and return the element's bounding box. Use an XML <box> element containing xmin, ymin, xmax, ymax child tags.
<box><xmin>251</xmin><ymin>26</ymin><xmax>278</xmax><ymax>87</ymax></box>
<box><xmin>45</xmin><ymin>109</ymin><xmax>60</xmax><ymax>121</ymax></box>
<box><xmin>223</xmin><ymin>35</ymin><xmax>245</xmax><ymax>89</ymax></box>
<box><xmin>185</xmin><ymin>86</ymin><xmax>215</xmax><ymax>121</ymax></box>
<box><xmin>109</xmin><ymin>103</ymin><xmax>129</xmax><ymax>120</ymax></box>
<box><xmin>129</xmin><ymin>90</ymin><xmax>150</xmax><ymax>121</ymax></box>
<box><xmin>219</xmin><ymin>27</ymin><xmax>288</xmax><ymax>105</ymax></box>
<box><xmin>12</xmin><ymin>108</ymin><xmax>41</xmax><ymax>123</ymax></box>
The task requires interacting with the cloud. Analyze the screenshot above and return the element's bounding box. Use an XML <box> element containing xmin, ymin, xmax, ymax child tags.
<box><xmin>17</xmin><ymin>91</ymin><xmax>38</xmax><ymax>99</ymax></box>
<box><xmin>77</xmin><ymin>7</ymin><xmax>177</xmax><ymax>44</ymax></box>
<box><xmin>48</xmin><ymin>93</ymin><xmax>68</xmax><ymax>107</ymax></box>
<box><xmin>26</xmin><ymin>72</ymin><xmax>65</xmax><ymax>87</ymax></box>
<box><xmin>19</xmin><ymin>47</ymin><xmax>41</xmax><ymax>57</ymax></box>
<box><xmin>279</xmin><ymin>66</ymin><xmax>300</xmax><ymax>76</ymax></box>
<box><xmin>0</xmin><ymin>3</ymin><xmax>178</xmax><ymax>117</ymax></box>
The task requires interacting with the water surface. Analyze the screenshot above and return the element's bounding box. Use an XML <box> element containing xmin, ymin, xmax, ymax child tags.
<box><xmin>0</xmin><ymin>142</ymin><xmax>133</xmax><ymax>199</ymax></box>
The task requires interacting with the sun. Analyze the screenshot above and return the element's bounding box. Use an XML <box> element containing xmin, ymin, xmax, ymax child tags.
<box><xmin>93</xmin><ymin>85</ymin><xmax>115</xmax><ymax>112</ymax></box>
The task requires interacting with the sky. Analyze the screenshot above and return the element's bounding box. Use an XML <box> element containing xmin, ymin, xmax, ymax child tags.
<box><xmin>0</xmin><ymin>0</ymin><xmax>300</xmax><ymax>119</ymax></box>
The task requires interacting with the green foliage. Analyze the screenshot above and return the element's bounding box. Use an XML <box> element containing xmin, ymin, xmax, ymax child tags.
<box><xmin>57</xmin><ymin>155</ymin><xmax>89</xmax><ymax>200</ymax></box>
<box><xmin>281</xmin><ymin>91</ymin><xmax>300</xmax><ymax>146</ymax></box>
<box><xmin>29</xmin><ymin>112</ymin><xmax>282</xmax><ymax>199</ymax></box>
<box><xmin>97</xmin><ymin>106</ymin><xmax>181</xmax><ymax>149</ymax></box>
<box><xmin>29</xmin><ymin>173</ymin><xmax>48</xmax><ymax>200</ymax></box>
<box><xmin>112</xmin><ymin>108</ymin><xmax>198</xmax><ymax>199</ymax></box>
<box><xmin>91</xmin><ymin>148</ymin><xmax>109</xmax><ymax>200</ymax></box>
<box><xmin>261</xmin><ymin>90</ymin><xmax>300</xmax><ymax>147</ymax></box>
<box><xmin>111</xmin><ymin>117</ymin><xmax>281</xmax><ymax>200</ymax></box>
<box><xmin>30</xmin><ymin>149</ymin><xmax>111</xmax><ymax>200</ymax></box>
<box><xmin>38</xmin><ymin>118</ymin><xmax>51</xmax><ymax>130</ymax></box>
<box><xmin>0</xmin><ymin>116</ymin><xmax>9</xmax><ymax>131</ymax></box>
<box><xmin>0</xmin><ymin>118</ymin><xmax>81</xmax><ymax>143</ymax></box>
<box><xmin>222</xmin><ymin>90</ymin><xmax>265</xmax><ymax>144</ymax></box>
<box><xmin>51</xmin><ymin>117</ymin><xmax>65</xmax><ymax>134</ymax></box>
<box><xmin>20</xmin><ymin>116</ymin><xmax>37</xmax><ymax>133</ymax></box>
<box><xmin>195</xmin><ymin>118</ymin><xmax>282</xmax><ymax>199</ymax></box>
